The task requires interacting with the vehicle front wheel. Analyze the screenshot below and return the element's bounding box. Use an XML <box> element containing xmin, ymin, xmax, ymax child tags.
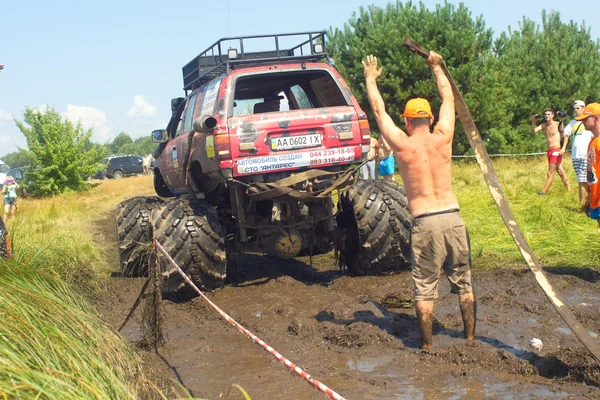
<box><xmin>153</xmin><ymin>198</ymin><xmax>227</xmax><ymax>295</ymax></box>
<box><xmin>113</xmin><ymin>170</ymin><xmax>124</xmax><ymax>179</ymax></box>
<box><xmin>337</xmin><ymin>179</ymin><xmax>412</xmax><ymax>275</ymax></box>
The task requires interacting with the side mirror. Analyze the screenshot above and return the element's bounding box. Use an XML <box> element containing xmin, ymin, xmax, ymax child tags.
<box><xmin>193</xmin><ymin>115</ymin><xmax>218</xmax><ymax>133</ymax></box>
<box><xmin>151</xmin><ymin>129</ymin><xmax>169</xmax><ymax>143</ymax></box>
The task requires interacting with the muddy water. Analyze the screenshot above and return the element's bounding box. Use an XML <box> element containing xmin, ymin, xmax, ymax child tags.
<box><xmin>94</xmin><ymin>212</ymin><xmax>600</xmax><ymax>399</ymax></box>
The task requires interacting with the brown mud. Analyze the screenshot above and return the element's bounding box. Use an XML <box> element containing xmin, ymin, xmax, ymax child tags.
<box><xmin>93</xmin><ymin>210</ymin><xmax>600</xmax><ymax>399</ymax></box>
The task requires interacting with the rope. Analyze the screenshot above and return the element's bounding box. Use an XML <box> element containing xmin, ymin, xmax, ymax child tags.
<box><xmin>154</xmin><ymin>240</ymin><xmax>347</xmax><ymax>400</ymax></box>
<box><xmin>452</xmin><ymin>150</ymin><xmax>572</xmax><ymax>159</ymax></box>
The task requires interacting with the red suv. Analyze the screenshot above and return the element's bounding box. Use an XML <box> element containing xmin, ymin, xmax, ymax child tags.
<box><xmin>116</xmin><ymin>32</ymin><xmax>411</xmax><ymax>294</ymax></box>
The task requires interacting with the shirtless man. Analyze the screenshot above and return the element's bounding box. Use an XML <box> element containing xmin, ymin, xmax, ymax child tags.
<box><xmin>531</xmin><ymin>109</ymin><xmax>571</xmax><ymax>195</ymax></box>
<box><xmin>363</xmin><ymin>52</ymin><xmax>475</xmax><ymax>349</ymax></box>
<box><xmin>378</xmin><ymin>135</ymin><xmax>395</xmax><ymax>180</ymax></box>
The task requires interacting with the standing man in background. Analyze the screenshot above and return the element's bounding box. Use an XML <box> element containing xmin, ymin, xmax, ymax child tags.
<box><xmin>359</xmin><ymin>136</ymin><xmax>378</xmax><ymax>180</ymax></box>
<box><xmin>362</xmin><ymin>51</ymin><xmax>475</xmax><ymax>350</ymax></box>
<box><xmin>574</xmin><ymin>103</ymin><xmax>600</xmax><ymax>230</ymax></box>
<box><xmin>531</xmin><ymin>109</ymin><xmax>571</xmax><ymax>196</ymax></box>
<box><xmin>564</xmin><ymin>100</ymin><xmax>594</xmax><ymax>211</ymax></box>
<box><xmin>142</xmin><ymin>154</ymin><xmax>151</xmax><ymax>175</ymax></box>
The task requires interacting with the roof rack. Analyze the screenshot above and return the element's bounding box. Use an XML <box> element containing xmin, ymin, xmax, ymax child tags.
<box><xmin>182</xmin><ymin>31</ymin><xmax>328</xmax><ymax>91</ymax></box>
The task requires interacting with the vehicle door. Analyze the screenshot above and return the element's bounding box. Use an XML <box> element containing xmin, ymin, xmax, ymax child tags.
<box><xmin>131</xmin><ymin>156</ymin><xmax>143</xmax><ymax>174</ymax></box>
<box><xmin>164</xmin><ymin>91</ymin><xmax>200</xmax><ymax>193</ymax></box>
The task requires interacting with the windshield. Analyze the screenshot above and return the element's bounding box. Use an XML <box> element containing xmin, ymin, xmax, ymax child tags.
<box><xmin>0</xmin><ymin>164</ymin><xmax>8</xmax><ymax>174</ymax></box>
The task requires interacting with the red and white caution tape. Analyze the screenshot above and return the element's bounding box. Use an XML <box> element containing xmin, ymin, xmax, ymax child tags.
<box><xmin>154</xmin><ymin>240</ymin><xmax>347</xmax><ymax>400</ymax></box>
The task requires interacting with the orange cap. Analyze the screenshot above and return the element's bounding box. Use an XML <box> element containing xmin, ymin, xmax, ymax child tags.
<box><xmin>575</xmin><ymin>102</ymin><xmax>600</xmax><ymax>120</ymax></box>
<box><xmin>402</xmin><ymin>98</ymin><xmax>432</xmax><ymax>118</ymax></box>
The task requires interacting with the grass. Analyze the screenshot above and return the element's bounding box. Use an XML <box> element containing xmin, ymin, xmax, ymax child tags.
<box><xmin>413</xmin><ymin>154</ymin><xmax>599</xmax><ymax>269</ymax></box>
<box><xmin>0</xmin><ymin>175</ymin><xmax>156</xmax><ymax>399</ymax></box>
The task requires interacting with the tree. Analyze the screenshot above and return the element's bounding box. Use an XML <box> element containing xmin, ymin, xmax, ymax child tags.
<box><xmin>14</xmin><ymin>107</ymin><xmax>104</xmax><ymax>196</ymax></box>
<box><xmin>109</xmin><ymin>132</ymin><xmax>133</xmax><ymax>154</ymax></box>
<box><xmin>328</xmin><ymin>0</ymin><xmax>494</xmax><ymax>154</ymax></box>
<box><xmin>328</xmin><ymin>3</ymin><xmax>600</xmax><ymax>155</ymax></box>
<box><xmin>1</xmin><ymin>149</ymin><xmax>33</xmax><ymax>168</ymax></box>
<box><xmin>491</xmin><ymin>11</ymin><xmax>600</xmax><ymax>153</ymax></box>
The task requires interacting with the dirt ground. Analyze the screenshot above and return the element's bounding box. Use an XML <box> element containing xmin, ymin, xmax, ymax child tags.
<box><xmin>93</xmin><ymin>210</ymin><xmax>600</xmax><ymax>399</ymax></box>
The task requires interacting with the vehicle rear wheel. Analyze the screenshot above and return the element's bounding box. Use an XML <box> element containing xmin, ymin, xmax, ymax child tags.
<box><xmin>113</xmin><ymin>170</ymin><xmax>124</xmax><ymax>179</ymax></box>
<box><xmin>115</xmin><ymin>196</ymin><xmax>165</xmax><ymax>276</ymax></box>
<box><xmin>337</xmin><ymin>179</ymin><xmax>412</xmax><ymax>275</ymax></box>
<box><xmin>153</xmin><ymin>198</ymin><xmax>226</xmax><ymax>294</ymax></box>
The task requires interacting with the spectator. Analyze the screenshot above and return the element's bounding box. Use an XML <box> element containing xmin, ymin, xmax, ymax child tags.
<box><xmin>378</xmin><ymin>135</ymin><xmax>395</xmax><ymax>181</ymax></box>
<box><xmin>359</xmin><ymin>136</ymin><xmax>378</xmax><ymax>180</ymax></box>
<box><xmin>573</xmin><ymin>102</ymin><xmax>600</xmax><ymax>229</ymax></box>
<box><xmin>531</xmin><ymin>109</ymin><xmax>571</xmax><ymax>195</ymax></box>
<box><xmin>2</xmin><ymin>176</ymin><xmax>19</xmax><ymax>220</ymax></box>
<box><xmin>564</xmin><ymin>100</ymin><xmax>594</xmax><ymax>211</ymax></box>
<box><xmin>142</xmin><ymin>154</ymin><xmax>151</xmax><ymax>175</ymax></box>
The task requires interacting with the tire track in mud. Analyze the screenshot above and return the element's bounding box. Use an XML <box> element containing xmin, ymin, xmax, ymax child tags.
<box><xmin>92</xmin><ymin>211</ymin><xmax>600</xmax><ymax>399</ymax></box>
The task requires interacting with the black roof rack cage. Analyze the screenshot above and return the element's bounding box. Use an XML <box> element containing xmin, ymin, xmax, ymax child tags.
<box><xmin>182</xmin><ymin>31</ymin><xmax>328</xmax><ymax>91</ymax></box>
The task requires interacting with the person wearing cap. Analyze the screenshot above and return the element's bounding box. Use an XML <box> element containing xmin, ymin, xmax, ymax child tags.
<box><xmin>362</xmin><ymin>52</ymin><xmax>475</xmax><ymax>350</ymax></box>
<box><xmin>2</xmin><ymin>176</ymin><xmax>19</xmax><ymax>220</ymax></box>
<box><xmin>564</xmin><ymin>100</ymin><xmax>594</xmax><ymax>211</ymax></box>
<box><xmin>574</xmin><ymin>102</ymin><xmax>600</xmax><ymax>229</ymax></box>
<box><xmin>530</xmin><ymin>109</ymin><xmax>571</xmax><ymax>195</ymax></box>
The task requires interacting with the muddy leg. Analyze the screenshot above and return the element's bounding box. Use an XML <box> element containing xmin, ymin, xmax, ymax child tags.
<box><xmin>415</xmin><ymin>300</ymin><xmax>434</xmax><ymax>349</ymax></box>
<box><xmin>459</xmin><ymin>293</ymin><xmax>476</xmax><ymax>341</ymax></box>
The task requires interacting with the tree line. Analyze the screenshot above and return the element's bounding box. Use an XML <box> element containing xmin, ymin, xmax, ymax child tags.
<box><xmin>2</xmin><ymin>107</ymin><xmax>157</xmax><ymax>196</ymax></box>
<box><xmin>327</xmin><ymin>1</ymin><xmax>600</xmax><ymax>155</ymax></box>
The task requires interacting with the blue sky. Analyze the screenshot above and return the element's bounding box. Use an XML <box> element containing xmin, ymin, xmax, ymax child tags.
<box><xmin>1</xmin><ymin>0</ymin><xmax>598</xmax><ymax>158</ymax></box>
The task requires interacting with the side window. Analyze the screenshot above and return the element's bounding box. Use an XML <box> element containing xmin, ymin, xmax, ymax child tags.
<box><xmin>180</xmin><ymin>92</ymin><xmax>199</xmax><ymax>136</ymax></box>
<box><xmin>290</xmin><ymin>85</ymin><xmax>312</xmax><ymax>109</ymax></box>
<box><xmin>309</xmin><ymin>75</ymin><xmax>347</xmax><ymax>107</ymax></box>
<box><xmin>198</xmin><ymin>78</ymin><xmax>222</xmax><ymax>116</ymax></box>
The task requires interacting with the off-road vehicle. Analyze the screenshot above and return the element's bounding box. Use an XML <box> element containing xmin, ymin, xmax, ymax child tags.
<box><xmin>115</xmin><ymin>31</ymin><xmax>412</xmax><ymax>294</ymax></box>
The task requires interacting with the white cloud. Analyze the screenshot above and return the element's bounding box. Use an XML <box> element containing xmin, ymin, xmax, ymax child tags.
<box><xmin>127</xmin><ymin>95</ymin><xmax>158</xmax><ymax>118</ymax></box>
<box><xmin>0</xmin><ymin>133</ymin><xmax>27</xmax><ymax>156</ymax></box>
<box><xmin>63</xmin><ymin>104</ymin><xmax>113</xmax><ymax>143</ymax></box>
<box><xmin>0</xmin><ymin>110</ymin><xmax>12</xmax><ymax>121</ymax></box>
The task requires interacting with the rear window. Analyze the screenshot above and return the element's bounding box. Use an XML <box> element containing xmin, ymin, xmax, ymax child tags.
<box><xmin>232</xmin><ymin>69</ymin><xmax>348</xmax><ymax>117</ymax></box>
<box><xmin>0</xmin><ymin>164</ymin><xmax>8</xmax><ymax>174</ymax></box>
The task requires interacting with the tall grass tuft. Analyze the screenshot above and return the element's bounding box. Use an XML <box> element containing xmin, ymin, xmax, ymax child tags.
<box><xmin>0</xmin><ymin>175</ymin><xmax>156</xmax><ymax>399</ymax></box>
<box><xmin>0</xmin><ymin>269</ymin><xmax>143</xmax><ymax>398</ymax></box>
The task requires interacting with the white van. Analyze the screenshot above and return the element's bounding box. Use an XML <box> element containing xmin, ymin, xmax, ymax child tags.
<box><xmin>0</xmin><ymin>160</ymin><xmax>8</xmax><ymax>187</ymax></box>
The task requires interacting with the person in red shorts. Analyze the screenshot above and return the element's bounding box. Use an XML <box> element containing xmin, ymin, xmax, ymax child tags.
<box><xmin>574</xmin><ymin>102</ymin><xmax>600</xmax><ymax>229</ymax></box>
<box><xmin>531</xmin><ymin>109</ymin><xmax>572</xmax><ymax>195</ymax></box>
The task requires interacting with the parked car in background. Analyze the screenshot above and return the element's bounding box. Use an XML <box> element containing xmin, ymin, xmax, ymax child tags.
<box><xmin>6</xmin><ymin>166</ymin><xmax>30</xmax><ymax>197</ymax></box>
<box><xmin>104</xmin><ymin>155</ymin><xmax>144</xmax><ymax>179</ymax></box>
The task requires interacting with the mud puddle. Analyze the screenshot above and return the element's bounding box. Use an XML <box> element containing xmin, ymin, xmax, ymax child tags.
<box><xmin>93</xmin><ymin>211</ymin><xmax>600</xmax><ymax>399</ymax></box>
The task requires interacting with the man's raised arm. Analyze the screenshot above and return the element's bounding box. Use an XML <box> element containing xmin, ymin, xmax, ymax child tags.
<box><xmin>362</xmin><ymin>55</ymin><xmax>406</xmax><ymax>151</ymax></box>
<box><xmin>428</xmin><ymin>52</ymin><xmax>455</xmax><ymax>139</ymax></box>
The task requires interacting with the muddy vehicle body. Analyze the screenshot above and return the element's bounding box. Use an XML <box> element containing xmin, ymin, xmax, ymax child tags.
<box><xmin>116</xmin><ymin>32</ymin><xmax>412</xmax><ymax>294</ymax></box>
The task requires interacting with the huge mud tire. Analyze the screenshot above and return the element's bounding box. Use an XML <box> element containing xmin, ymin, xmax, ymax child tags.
<box><xmin>153</xmin><ymin>198</ymin><xmax>226</xmax><ymax>294</ymax></box>
<box><xmin>115</xmin><ymin>196</ymin><xmax>166</xmax><ymax>276</ymax></box>
<box><xmin>337</xmin><ymin>179</ymin><xmax>412</xmax><ymax>275</ymax></box>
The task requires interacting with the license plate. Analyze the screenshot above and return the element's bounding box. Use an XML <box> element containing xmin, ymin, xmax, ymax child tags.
<box><xmin>271</xmin><ymin>133</ymin><xmax>322</xmax><ymax>151</ymax></box>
